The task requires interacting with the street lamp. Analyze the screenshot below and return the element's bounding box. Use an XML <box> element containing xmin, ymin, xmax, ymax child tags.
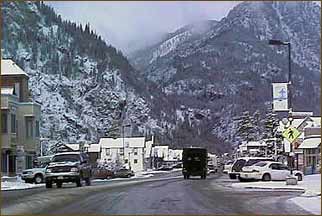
<box><xmin>269</xmin><ymin>39</ymin><xmax>294</xmax><ymax>175</ymax></box>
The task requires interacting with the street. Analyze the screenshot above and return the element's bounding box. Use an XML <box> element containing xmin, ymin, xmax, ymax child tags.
<box><xmin>2</xmin><ymin>171</ymin><xmax>310</xmax><ymax>215</ymax></box>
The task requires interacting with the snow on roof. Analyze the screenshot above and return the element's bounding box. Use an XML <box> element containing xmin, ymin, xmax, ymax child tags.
<box><xmin>298</xmin><ymin>137</ymin><xmax>321</xmax><ymax>149</ymax></box>
<box><xmin>88</xmin><ymin>144</ymin><xmax>100</xmax><ymax>153</ymax></box>
<box><xmin>1</xmin><ymin>59</ymin><xmax>29</xmax><ymax>77</ymax></box>
<box><xmin>1</xmin><ymin>87</ymin><xmax>14</xmax><ymax>95</ymax></box>
<box><xmin>99</xmin><ymin>137</ymin><xmax>145</xmax><ymax>148</ymax></box>
<box><xmin>65</xmin><ymin>144</ymin><xmax>80</xmax><ymax>151</ymax></box>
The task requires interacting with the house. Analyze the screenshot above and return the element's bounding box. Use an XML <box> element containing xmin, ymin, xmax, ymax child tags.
<box><xmin>144</xmin><ymin>138</ymin><xmax>154</xmax><ymax>170</ymax></box>
<box><xmin>99</xmin><ymin>137</ymin><xmax>145</xmax><ymax>172</ymax></box>
<box><xmin>298</xmin><ymin>135</ymin><xmax>321</xmax><ymax>175</ymax></box>
<box><xmin>1</xmin><ymin>59</ymin><xmax>41</xmax><ymax>175</ymax></box>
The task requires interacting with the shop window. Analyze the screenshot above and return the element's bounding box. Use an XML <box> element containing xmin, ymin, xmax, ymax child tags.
<box><xmin>106</xmin><ymin>149</ymin><xmax>110</xmax><ymax>156</ymax></box>
<box><xmin>134</xmin><ymin>159</ymin><xmax>138</xmax><ymax>164</ymax></box>
<box><xmin>120</xmin><ymin>148</ymin><xmax>124</xmax><ymax>155</ymax></box>
<box><xmin>134</xmin><ymin>147</ymin><xmax>138</xmax><ymax>155</ymax></box>
<box><xmin>25</xmin><ymin>155</ymin><xmax>33</xmax><ymax>169</ymax></box>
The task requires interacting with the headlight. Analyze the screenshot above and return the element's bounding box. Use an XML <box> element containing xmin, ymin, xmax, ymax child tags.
<box><xmin>46</xmin><ymin>169</ymin><xmax>52</xmax><ymax>173</ymax></box>
<box><xmin>71</xmin><ymin>167</ymin><xmax>79</xmax><ymax>172</ymax></box>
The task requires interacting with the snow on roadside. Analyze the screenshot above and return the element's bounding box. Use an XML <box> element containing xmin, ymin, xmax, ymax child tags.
<box><xmin>1</xmin><ymin>181</ymin><xmax>44</xmax><ymax>191</ymax></box>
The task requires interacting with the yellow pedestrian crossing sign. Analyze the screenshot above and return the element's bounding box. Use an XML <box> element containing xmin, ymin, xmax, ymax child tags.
<box><xmin>282</xmin><ymin>127</ymin><xmax>301</xmax><ymax>143</ymax></box>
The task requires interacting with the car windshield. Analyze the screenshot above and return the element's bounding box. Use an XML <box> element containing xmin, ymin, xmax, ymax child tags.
<box><xmin>253</xmin><ymin>161</ymin><xmax>267</xmax><ymax>167</ymax></box>
<box><xmin>52</xmin><ymin>154</ymin><xmax>80</xmax><ymax>162</ymax></box>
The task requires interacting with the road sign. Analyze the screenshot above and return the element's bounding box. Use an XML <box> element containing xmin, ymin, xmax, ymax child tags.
<box><xmin>282</xmin><ymin>127</ymin><xmax>301</xmax><ymax>143</ymax></box>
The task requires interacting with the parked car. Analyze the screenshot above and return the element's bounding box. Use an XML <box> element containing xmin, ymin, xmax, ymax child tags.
<box><xmin>158</xmin><ymin>165</ymin><xmax>173</xmax><ymax>171</ymax></box>
<box><xmin>113</xmin><ymin>168</ymin><xmax>134</xmax><ymax>178</ymax></box>
<box><xmin>239</xmin><ymin>161</ymin><xmax>303</xmax><ymax>182</ymax></box>
<box><xmin>45</xmin><ymin>152</ymin><xmax>92</xmax><ymax>188</ymax></box>
<box><xmin>21</xmin><ymin>163</ymin><xmax>47</xmax><ymax>184</ymax></box>
<box><xmin>93</xmin><ymin>167</ymin><xmax>114</xmax><ymax>179</ymax></box>
<box><xmin>223</xmin><ymin>160</ymin><xmax>234</xmax><ymax>174</ymax></box>
<box><xmin>228</xmin><ymin>157</ymin><xmax>275</xmax><ymax>179</ymax></box>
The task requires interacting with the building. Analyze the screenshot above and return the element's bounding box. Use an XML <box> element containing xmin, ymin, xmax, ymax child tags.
<box><xmin>84</xmin><ymin>143</ymin><xmax>101</xmax><ymax>166</ymax></box>
<box><xmin>1</xmin><ymin>59</ymin><xmax>41</xmax><ymax>175</ymax></box>
<box><xmin>237</xmin><ymin>141</ymin><xmax>268</xmax><ymax>157</ymax></box>
<box><xmin>99</xmin><ymin>137</ymin><xmax>145</xmax><ymax>172</ymax></box>
<box><xmin>298</xmin><ymin>135</ymin><xmax>321</xmax><ymax>175</ymax></box>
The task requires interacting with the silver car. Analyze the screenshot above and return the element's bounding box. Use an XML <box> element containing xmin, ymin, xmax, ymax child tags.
<box><xmin>21</xmin><ymin>165</ymin><xmax>47</xmax><ymax>184</ymax></box>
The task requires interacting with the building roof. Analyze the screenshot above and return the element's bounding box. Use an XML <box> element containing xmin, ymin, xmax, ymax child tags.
<box><xmin>298</xmin><ymin>137</ymin><xmax>321</xmax><ymax>149</ymax></box>
<box><xmin>99</xmin><ymin>137</ymin><xmax>145</xmax><ymax>148</ymax></box>
<box><xmin>1</xmin><ymin>59</ymin><xmax>29</xmax><ymax>77</ymax></box>
<box><xmin>1</xmin><ymin>87</ymin><xmax>14</xmax><ymax>95</ymax></box>
<box><xmin>88</xmin><ymin>144</ymin><xmax>100</xmax><ymax>153</ymax></box>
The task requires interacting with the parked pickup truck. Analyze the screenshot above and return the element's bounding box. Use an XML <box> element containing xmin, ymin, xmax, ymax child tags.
<box><xmin>45</xmin><ymin>152</ymin><xmax>92</xmax><ymax>188</ymax></box>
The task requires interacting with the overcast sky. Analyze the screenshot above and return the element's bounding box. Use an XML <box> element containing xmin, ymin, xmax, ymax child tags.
<box><xmin>46</xmin><ymin>1</ymin><xmax>241</xmax><ymax>53</ymax></box>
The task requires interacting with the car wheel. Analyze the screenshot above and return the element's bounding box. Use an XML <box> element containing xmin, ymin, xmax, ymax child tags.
<box><xmin>295</xmin><ymin>173</ymin><xmax>303</xmax><ymax>181</ymax></box>
<box><xmin>262</xmin><ymin>173</ymin><xmax>271</xmax><ymax>181</ymax></box>
<box><xmin>56</xmin><ymin>182</ymin><xmax>62</xmax><ymax>188</ymax></box>
<box><xmin>85</xmin><ymin>177</ymin><xmax>91</xmax><ymax>186</ymax></box>
<box><xmin>34</xmin><ymin>174</ymin><xmax>43</xmax><ymax>184</ymax></box>
<box><xmin>76</xmin><ymin>178</ymin><xmax>82</xmax><ymax>187</ymax></box>
<box><xmin>45</xmin><ymin>181</ymin><xmax>52</xmax><ymax>188</ymax></box>
<box><xmin>127</xmin><ymin>174</ymin><xmax>131</xmax><ymax>178</ymax></box>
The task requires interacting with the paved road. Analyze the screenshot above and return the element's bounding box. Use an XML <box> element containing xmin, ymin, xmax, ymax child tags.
<box><xmin>2</xmin><ymin>172</ymin><xmax>310</xmax><ymax>215</ymax></box>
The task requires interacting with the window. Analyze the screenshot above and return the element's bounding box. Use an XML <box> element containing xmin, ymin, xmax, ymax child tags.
<box><xmin>134</xmin><ymin>159</ymin><xmax>138</xmax><ymax>164</ymax></box>
<box><xmin>134</xmin><ymin>147</ymin><xmax>138</xmax><ymax>155</ymax></box>
<box><xmin>35</xmin><ymin>121</ymin><xmax>40</xmax><ymax>137</ymax></box>
<box><xmin>269</xmin><ymin>163</ymin><xmax>280</xmax><ymax>170</ymax></box>
<box><xmin>1</xmin><ymin>113</ymin><xmax>7</xmax><ymax>133</ymax></box>
<box><xmin>11</xmin><ymin>114</ymin><xmax>16</xmax><ymax>133</ymax></box>
<box><xmin>106</xmin><ymin>149</ymin><xmax>110</xmax><ymax>156</ymax></box>
<box><xmin>25</xmin><ymin>118</ymin><xmax>33</xmax><ymax>138</ymax></box>
<box><xmin>25</xmin><ymin>155</ymin><xmax>33</xmax><ymax>169</ymax></box>
<box><xmin>120</xmin><ymin>148</ymin><xmax>124</xmax><ymax>155</ymax></box>
<box><xmin>125</xmin><ymin>159</ymin><xmax>128</xmax><ymax>163</ymax></box>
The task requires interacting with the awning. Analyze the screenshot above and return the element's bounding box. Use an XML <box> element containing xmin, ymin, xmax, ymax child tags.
<box><xmin>298</xmin><ymin>137</ymin><xmax>321</xmax><ymax>149</ymax></box>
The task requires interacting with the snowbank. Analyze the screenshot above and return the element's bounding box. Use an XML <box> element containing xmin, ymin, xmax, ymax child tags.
<box><xmin>1</xmin><ymin>178</ymin><xmax>44</xmax><ymax>191</ymax></box>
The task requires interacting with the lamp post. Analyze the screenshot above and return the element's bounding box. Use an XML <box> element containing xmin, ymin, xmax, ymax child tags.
<box><xmin>269</xmin><ymin>39</ymin><xmax>294</xmax><ymax>175</ymax></box>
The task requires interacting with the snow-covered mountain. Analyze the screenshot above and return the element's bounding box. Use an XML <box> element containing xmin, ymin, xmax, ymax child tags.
<box><xmin>130</xmin><ymin>1</ymin><xmax>321</xmax><ymax>146</ymax></box>
<box><xmin>2</xmin><ymin>1</ymin><xmax>159</xmax><ymax>146</ymax></box>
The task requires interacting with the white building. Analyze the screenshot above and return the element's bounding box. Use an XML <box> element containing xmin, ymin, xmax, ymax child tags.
<box><xmin>168</xmin><ymin>149</ymin><xmax>183</xmax><ymax>161</ymax></box>
<box><xmin>99</xmin><ymin>137</ymin><xmax>145</xmax><ymax>172</ymax></box>
<box><xmin>153</xmin><ymin>145</ymin><xmax>169</xmax><ymax>160</ymax></box>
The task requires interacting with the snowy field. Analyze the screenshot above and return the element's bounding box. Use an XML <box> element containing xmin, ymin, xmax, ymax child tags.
<box><xmin>232</xmin><ymin>174</ymin><xmax>321</xmax><ymax>215</ymax></box>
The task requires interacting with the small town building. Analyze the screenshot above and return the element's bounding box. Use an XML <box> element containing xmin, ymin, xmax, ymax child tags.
<box><xmin>99</xmin><ymin>137</ymin><xmax>145</xmax><ymax>172</ymax></box>
<box><xmin>298</xmin><ymin>136</ymin><xmax>321</xmax><ymax>175</ymax></box>
<box><xmin>1</xmin><ymin>59</ymin><xmax>41</xmax><ymax>175</ymax></box>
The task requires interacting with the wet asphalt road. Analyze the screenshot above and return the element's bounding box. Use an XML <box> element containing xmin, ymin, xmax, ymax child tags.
<box><xmin>2</xmin><ymin>171</ymin><xmax>310</xmax><ymax>215</ymax></box>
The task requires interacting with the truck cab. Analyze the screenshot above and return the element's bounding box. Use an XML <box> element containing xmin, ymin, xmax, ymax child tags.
<box><xmin>182</xmin><ymin>148</ymin><xmax>207</xmax><ymax>179</ymax></box>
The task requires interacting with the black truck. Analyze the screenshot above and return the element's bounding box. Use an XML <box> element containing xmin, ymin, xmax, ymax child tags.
<box><xmin>182</xmin><ymin>147</ymin><xmax>207</xmax><ymax>179</ymax></box>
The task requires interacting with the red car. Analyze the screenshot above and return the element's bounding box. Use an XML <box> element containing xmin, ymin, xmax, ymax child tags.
<box><xmin>92</xmin><ymin>167</ymin><xmax>114</xmax><ymax>179</ymax></box>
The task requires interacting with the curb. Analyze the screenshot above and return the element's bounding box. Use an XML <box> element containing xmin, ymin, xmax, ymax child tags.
<box><xmin>242</xmin><ymin>186</ymin><xmax>305</xmax><ymax>192</ymax></box>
